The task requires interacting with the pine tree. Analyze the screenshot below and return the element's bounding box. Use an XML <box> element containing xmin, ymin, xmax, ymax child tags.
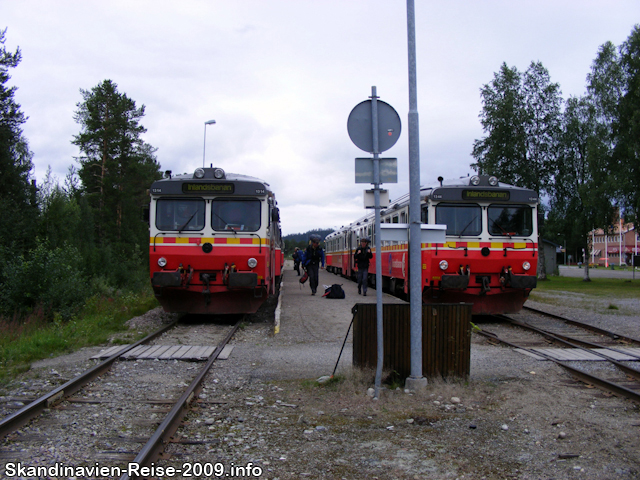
<box><xmin>72</xmin><ymin>80</ymin><xmax>161</xmax><ymax>247</ymax></box>
<box><xmin>0</xmin><ymin>28</ymin><xmax>37</xmax><ymax>254</ymax></box>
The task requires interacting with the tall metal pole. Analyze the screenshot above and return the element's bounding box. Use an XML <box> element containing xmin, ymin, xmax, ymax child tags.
<box><xmin>405</xmin><ymin>0</ymin><xmax>426</xmax><ymax>388</ymax></box>
<box><xmin>371</xmin><ymin>86</ymin><xmax>384</xmax><ymax>399</ymax></box>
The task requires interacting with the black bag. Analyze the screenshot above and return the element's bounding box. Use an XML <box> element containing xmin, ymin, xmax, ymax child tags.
<box><xmin>323</xmin><ymin>284</ymin><xmax>345</xmax><ymax>299</ymax></box>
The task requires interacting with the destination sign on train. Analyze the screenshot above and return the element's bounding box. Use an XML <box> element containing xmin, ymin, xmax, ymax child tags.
<box><xmin>462</xmin><ymin>189</ymin><xmax>510</xmax><ymax>201</ymax></box>
<box><xmin>182</xmin><ymin>183</ymin><xmax>235</xmax><ymax>194</ymax></box>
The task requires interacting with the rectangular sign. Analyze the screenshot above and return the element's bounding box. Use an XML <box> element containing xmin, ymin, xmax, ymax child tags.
<box><xmin>364</xmin><ymin>189</ymin><xmax>389</xmax><ymax>208</ymax></box>
<box><xmin>182</xmin><ymin>183</ymin><xmax>235</xmax><ymax>194</ymax></box>
<box><xmin>461</xmin><ymin>189</ymin><xmax>510</xmax><ymax>201</ymax></box>
<box><xmin>355</xmin><ymin>158</ymin><xmax>398</xmax><ymax>184</ymax></box>
<box><xmin>379</xmin><ymin>223</ymin><xmax>447</xmax><ymax>243</ymax></box>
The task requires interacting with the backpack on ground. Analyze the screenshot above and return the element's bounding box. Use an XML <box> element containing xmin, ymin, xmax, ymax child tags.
<box><xmin>323</xmin><ymin>284</ymin><xmax>345</xmax><ymax>299</ymax></box>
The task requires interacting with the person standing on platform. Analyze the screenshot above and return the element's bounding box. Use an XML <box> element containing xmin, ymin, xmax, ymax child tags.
<box><xmin>303</xmin><ymin>234</ymin><xmax>325</xmax><ymax>295</ymax></box>
<box><xmin>354</xmin><ymin>237</ymin><xmax>373</xmax><ymax>295</ymax></box>
<box><xmin>292</xmin><ymin>247</ymin><xmax>302</xmax><ymax>275</ymax></box>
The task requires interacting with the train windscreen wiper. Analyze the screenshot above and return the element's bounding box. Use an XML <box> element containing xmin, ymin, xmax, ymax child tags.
<box><xmin>490</xmin><ymin>218</ymin><xmax>513</xmax><ymax>238</ymax></box>
<box><xmin>211</xmin><ymin>211</ymin><xmax>238</xmax><ymax>235</ymax></box>
<box><xmin>178</xmin><ymin>210</ymin><xmax>199</xmax><ymax>233</ymax></box>
<box><xmin>458</xmin><ymin>216</ymin><xmax>477</xmax><ymax>237</ymax></box>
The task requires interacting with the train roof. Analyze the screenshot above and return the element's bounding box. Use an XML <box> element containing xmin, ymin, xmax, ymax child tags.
<box><xmin>150</xmin><ymin>167</ymin><xmax>273</xmax><ymax>196</ymax></box>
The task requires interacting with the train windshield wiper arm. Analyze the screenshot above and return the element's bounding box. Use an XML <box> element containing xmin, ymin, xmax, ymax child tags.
<box><xmin>178</xmin><ymin>210</ymin><xmax>199</xmax><ymax>233</ymax></box>
<box><xmin>458</xmin><ymin>216</ymin><xmax>477</xmax><ymax>237</ymax></box>
<box><xmin>211</xmin><ymin>211</ymin><xmax>238</xmax><ymax>234</ymax></box>
<box><xmin>490</xmin><ymin>218</ymin><xmax>512</xmax><ymax>238</ymax></box>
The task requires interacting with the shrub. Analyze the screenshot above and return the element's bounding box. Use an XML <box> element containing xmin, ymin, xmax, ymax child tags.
<box><xmin>0</xmin><ymin>240</ymin><xmax>90</xmax><ymax>320</ymax></box>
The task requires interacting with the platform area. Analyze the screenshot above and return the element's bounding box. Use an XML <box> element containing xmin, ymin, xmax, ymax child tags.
<box><xmin>275</xmin><ymin>260</ymin><xmax>406</xmax><ymax>341</ymax></box>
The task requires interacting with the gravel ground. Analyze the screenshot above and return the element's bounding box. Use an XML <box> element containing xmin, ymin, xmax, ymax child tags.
<box><xmin>0</xmin><ymin>272</ymin><xmax>638</xmax><ymax>479</ymax></box>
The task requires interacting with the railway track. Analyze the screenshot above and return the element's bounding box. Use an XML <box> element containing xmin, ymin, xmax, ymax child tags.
<box><xmin>0</xmin><ymin>320</ymin><xmax>178</xmax><ymax>440</ymax></box>
<box><xmin>522</xmin><ymin>305</ymin><xmax>640</xmax><ymax>346</ymax></box>
<box><xmin>0</xmin><ymin>317</ymin><xmax>242</xmax><ymax>478</ymax></box>
<box><xmin>476</xmin><ymin>309</ymin><xmax>640</xmax><ymax>403</ymax></box>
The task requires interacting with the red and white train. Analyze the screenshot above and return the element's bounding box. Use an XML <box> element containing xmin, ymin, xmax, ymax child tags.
<box><xmin>325</xmin><ymin>175</ymin><xmax>538</xmax><ymax>315</ymax></box>
<box><xmin>149</xmin><ymin>167</ymin><xmax>283</xmax><ymax>314</ymax></box>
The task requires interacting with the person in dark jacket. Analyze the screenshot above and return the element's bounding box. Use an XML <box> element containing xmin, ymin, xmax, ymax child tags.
<box><xmin>303</xmin><ymin>234</ymin><xmax>325</xmax><ymax>295</ymax></box>
<box><xmin>354</xmin><ymin>237</ymin><xmax>373</xmax><ymax>295</ymax></box>
<box><xmin>292</xmin><ymin>247</ymin><xmax>302</xmax><ymax>275</ymax></box>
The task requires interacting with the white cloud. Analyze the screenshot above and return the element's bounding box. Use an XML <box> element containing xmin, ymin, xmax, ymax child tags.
<box><xmin>4</xmin><ymin>0</ymin><xmax>638</xmax><ymax>236</ymax></box>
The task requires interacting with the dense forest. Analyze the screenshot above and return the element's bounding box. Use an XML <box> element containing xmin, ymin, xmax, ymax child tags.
<box><xmin>282</xmin><ymin>229</ymin><xmax>334</xmax><ymax>257</ymax></box>
<box><xmin>0</xmin><ymin>29</ymin><xmax>161</xmax><ymax>322</ymax></box>
<box><xmin>0</xmin><ymin>24</ymin><xmax>639</xmax><ymax>321</ymax></box>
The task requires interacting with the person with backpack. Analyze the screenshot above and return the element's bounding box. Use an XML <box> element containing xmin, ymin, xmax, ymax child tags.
<box><xmin>302</xmin><ymin>234</ymin><xmax>325</xmax><ymax>295</ymax></box>
<box><xmin>354</xmin><ymin>237</ymin><xmax>373</xmax><ymax>295</ymax></box>
<box><xmin>292</xmin><ymin>247</ymin><xmax>302</xmax><ymax>275</ymax></box>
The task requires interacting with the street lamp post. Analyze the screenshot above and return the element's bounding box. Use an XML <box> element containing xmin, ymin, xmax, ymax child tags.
<box><xmin>203</xmin><ymin>119</ymin><xmax>216</xmax><ymax>167</ymax></box>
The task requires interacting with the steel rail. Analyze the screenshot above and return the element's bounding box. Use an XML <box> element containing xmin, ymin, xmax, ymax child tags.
<box><xmin>477</xmin><ymin>327</ymin><xmax>640</xmax><ymax>403</ymax></box>
<box><xmin>499</xmin><ymin>314</ymin><xmax>640</xmax><ymax>364</ymax></box>
<box><xmin>0</xmin><ymin>320</ymin><xmax>178</xmax><ymax>440</ymax></box>
<box><xmin>498</xmin><ymin>315</ymin><xmax>640</xmax><ymax>382</ymax></box>
<box><xmin>522</xmin><ymin>305</ymin><xmax>640</xmax><ymax>346</ymax></box>
<box><xmin>120</xmin><ymin>318</ymin><xmax>242</xmax><ymax>480</ymax></box>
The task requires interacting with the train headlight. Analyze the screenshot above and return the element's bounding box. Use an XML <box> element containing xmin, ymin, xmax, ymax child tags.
<box><xmin>522</xmin><ymin>261</ymin><xmax>531</xmax><ymax>271</ymax></box>
<box><xmin>213</xmin><ymin>168</ymin><xmax>225</xmax><ymax>179</ymax></box>
<box><xmin>470</xmin><ymin>175</ymin><xmax>480</xmax><ymax>186</ymax></box>
<box><xmin>248</xmin><ymin>258</ymin><xmax>258</xmax><ymax>268</ymax></box>
<box><xmin>439</xmin><ymin>260</ymin><xmax>449</xmax><ymax>271</ymax></box>
<box><xmin>488</xmin><ymin>176</ymin><xmax>498</xmax><ymax>186</ymax></box>
<box><xmin>194</xmin><ymin>168</ymin><xmax>205</xmax><ymax>179</ymax></box>
<box><xmin>158</xmin><ymin>257</ymin><xmax>168</xmax><ymax>268</ymax></box>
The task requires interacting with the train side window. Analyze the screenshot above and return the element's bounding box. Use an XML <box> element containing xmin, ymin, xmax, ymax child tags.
<box><xmin>435</xmin><ymin>204</ymin><xmax>482</xmax><ymax>236</ymax></box>
<box><xmin>211</xmin><ymin>199</ymin><xmax>262</xmax><ymax>232</ymax></box>
<box><xmin>421</xmin><ymin>205</ymin><xmax>429</xmax><ymax>224</ymax></box>
<box><xmin>156</xmin><ymin>198</ymin><xmax>206</xmax><ymax>231</ymax></box>
<box><xmin>488</xmin><ymin>204</ymin><xmax>533</xmax><ymax>237</ymax></box>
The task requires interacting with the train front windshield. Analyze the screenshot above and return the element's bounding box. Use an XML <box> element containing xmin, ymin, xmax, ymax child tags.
<box><xmin>436</xmin><ymin>204</ymin><xmax>482</xmax><ymax>236</ymax></box>
<box><xmin>212</xmin><ymin>199</ymin><xmax>262</xmax><ymax>232</ymax></box>
<box><xmin>156</xmin><ymin>198</ymin><xmax>206</xmax><ymax>231</ymax></box>
<box><xmin>488</xmin><ymin>204</ymin><xmax>533</xmax><ymax>236</ymax></box>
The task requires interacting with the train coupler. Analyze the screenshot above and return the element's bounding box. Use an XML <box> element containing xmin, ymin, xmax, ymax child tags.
<box><xmin>201</xmin><ymin>273</ymin><xmax>211</xmax><ymax>305</ymax></box>
<box><xmin>477</xmin><ymin>275</ymin><xmax>491</xmax><ymax>295</ymax></box>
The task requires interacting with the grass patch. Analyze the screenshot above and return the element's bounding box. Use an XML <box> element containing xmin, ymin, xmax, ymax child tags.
<box><xmin>0</xmin><ymin>289</ymin><xmax>159</xmax><ymax>383</ymax></box>
<box><xmin>531</xmin><ymin>276</ymin><xmax>640</xmax><ymax>299</ymax></box>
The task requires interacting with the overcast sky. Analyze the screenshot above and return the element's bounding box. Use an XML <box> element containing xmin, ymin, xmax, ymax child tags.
<box><xmin>4</xmin><ymin>1</ymin><xmax>638</xmax><ymax>236</ymax></box>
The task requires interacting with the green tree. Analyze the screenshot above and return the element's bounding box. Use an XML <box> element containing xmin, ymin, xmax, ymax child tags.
<box><xmin>471</xmin><ymin>63</ymin><xmax>526</xmax><ymax>181</ymax></box>
<box><xmin>472</xmin><ymin>61</ymin><xmax>561</xmax><ymax>193</ymax></box>
<box><xmin>549</xmin><ymin>95</ymin><xmax>617</xmax><ymax>281</ymax></box>
<box><xmin>0</xmin><ymin>28</ymin><xmax>37</xmax><ymax>254</ymax></box>
<box><xmin>72</xmin><ymin>79</ymin><xmax>161</xmax><ymax>248</ymax></box>
<box><xmin>37</xmin><ymin>167</ymin><xmax>83</xmax><ymax>251</ymax></box>
<box><xmin>615</xmin><ymin>25</ymin><xmax>640</xmax><ymax>222</ymax></box>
